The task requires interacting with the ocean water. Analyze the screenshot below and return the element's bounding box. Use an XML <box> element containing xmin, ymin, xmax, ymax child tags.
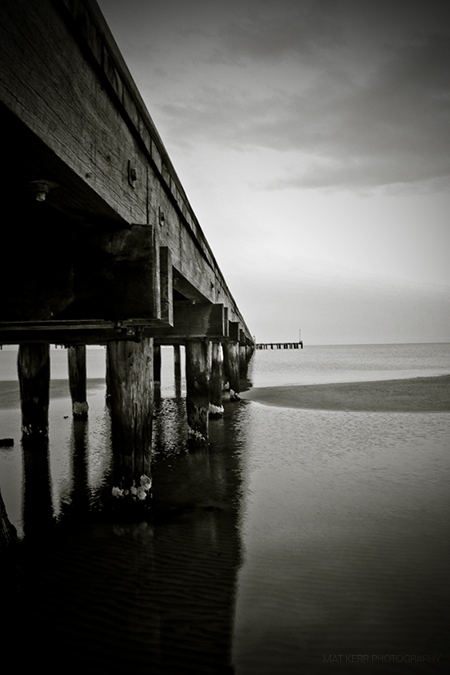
<box><xmin>248</xmin><ymin>342</ymin><xmax>450</xmax><ymax>387</ymax></box>
<box><xmin>0</xmin><ymin>343</ymin><xmax>449</xmax><ymax>673</ymax></box>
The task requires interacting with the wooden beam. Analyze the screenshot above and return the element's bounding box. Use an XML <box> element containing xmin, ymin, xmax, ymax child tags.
<box><xmin>228</xmin><ymin>321</ymin><xmax>240</xmax><ymax>342</ymax></box>
<box><xmin>159</xmin><ymin>246</ymin><xmax>173</xmax><ymax>326</ymax></box>
<box><xmin>152</xmin><ymin>302</ymin><xmax>227</xmax><ymax>343</ymax></box>
<box><xmin>0</xmin><ymin>317</ymin><xmax>169</xmax><ymax>345</ymax></box>
<box><xmin>0</xmin><ymin>221</ymin><xmax>161</xmax><ymax>326</ymax></box>
<box><xmin>66</xmin><ymin>223</ymin><xmax>160</xmax><ymax>320</ymax></box>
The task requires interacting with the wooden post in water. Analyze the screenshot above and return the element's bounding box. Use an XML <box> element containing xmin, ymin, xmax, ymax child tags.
<box><xmin>223</xmin><ymin>341</ymin><xmax>240</xmax><ymax>400</ymax></box>
<box><xmin>239</xmin><ymin>344</ymin><xmax>248</xmax><ymax>379</ymax></box>
<box><xmin>153</xmin><ymin>344</ymin><xmax>161</xmax><ymax>399</ymax></box>
<box><xmin>68</xmin><ymin>345</ymin><xmax>89</xmax><ymax>419</ymax></box>
<box><xmin>173</xmin><ymin>344</ymin><xmax>182</xmax><ymax>397</ymax></box>
<box><xmin>185</xmin><ymin>340</ymin><xmax>211</xmax><ymax>442</ymax></box>
<box><xmin>17</xmin><ymin>343</ymin><xmax>50</xmax><ymax>443</ymax></box>
<box><xmin>210</xmin><ymin>342</ymin><xmax>224</xmax><ymax>414</ymax></box>
<box><xmin>106</xmin><ymin>338</ymin><xmax>154</xmax><ymax>487</ymax></box>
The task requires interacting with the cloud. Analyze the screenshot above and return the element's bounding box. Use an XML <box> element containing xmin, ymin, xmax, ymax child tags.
<box><xmin>209</xmin><ymin>0</ymin><xmax>344</xmax><ymax>65</ymax></box>
<box><xmin>154</xmin><ymin>9</ymin><xmax>450</xmax><ymax>193</ymax></box>
<box><xmin>99</xmin><ymin>0</ymin><xmax>450</xmax><ymax>192</ymax></box>
<box><xmin>266</xmin><ymin>34</ymin><xmax>450</xmax><ymax>191</ymax></box>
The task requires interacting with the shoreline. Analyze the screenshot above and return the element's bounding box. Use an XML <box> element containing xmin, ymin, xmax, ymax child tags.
<box><xmin>240</xmin><ymin>375</ymin><xmax>450</xmax><ymax>413</ymax></box>
<box><xmin>1</xmin><ymin>374</ymin><xmax>449</xmax><ymax>414</ymax></box>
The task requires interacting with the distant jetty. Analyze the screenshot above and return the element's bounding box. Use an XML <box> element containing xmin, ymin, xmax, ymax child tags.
<box><xmin>255</xmin><ymin>341</ymin><xmax>303</xmax><ymax>350</ymax></box>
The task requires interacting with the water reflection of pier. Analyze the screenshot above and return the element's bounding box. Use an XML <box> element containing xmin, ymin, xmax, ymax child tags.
<box><xmin>13</xmin><ymin>396</ymin><xmax>244</xmax><ymax>673</ymax></box>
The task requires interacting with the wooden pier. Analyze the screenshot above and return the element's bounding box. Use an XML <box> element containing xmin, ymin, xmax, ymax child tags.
<box><xmin>0</xmin><ymin>0</ymin><xmax>254</xmax><ymax>541</ymax></box>
<box><xmin>256</xmin><ymin>341</ymin><xmax>303</xmax><ymax>349</ymax></box>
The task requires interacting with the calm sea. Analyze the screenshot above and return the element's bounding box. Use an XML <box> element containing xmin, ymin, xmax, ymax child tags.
<box><xmin>1</xmin><ymin>343</ymin><xmax>449</xmax><ymax>673</ymax></box>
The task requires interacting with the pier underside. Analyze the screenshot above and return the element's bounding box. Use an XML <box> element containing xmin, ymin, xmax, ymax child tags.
<box><xmin>0</xmin><ymin>0</ymin><xmax>254</xmax><ymax>510</ymax></box>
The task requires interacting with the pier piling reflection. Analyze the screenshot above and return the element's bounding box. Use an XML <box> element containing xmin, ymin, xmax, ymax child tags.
<box><xmin>13</xmin><ymin>392</ymin><xmax>245</xmax><ymax>674</ymax></box>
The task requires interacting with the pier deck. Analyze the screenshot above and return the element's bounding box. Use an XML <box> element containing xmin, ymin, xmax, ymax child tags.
<box><xmin>256</xmin><ymin>342</ymin><xmax>304</xmax><ymax>349</ymax></box>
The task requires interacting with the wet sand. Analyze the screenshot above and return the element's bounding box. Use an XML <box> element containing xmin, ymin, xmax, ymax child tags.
<box><xmin>0</xmin><ymin>378</ymin><xmax>105</xmax><ymax>410</ymax></box>
<box><xmin>241</xmin><ymin>375</ymin><xmax>450</xmax><ymax>412</ymax></box>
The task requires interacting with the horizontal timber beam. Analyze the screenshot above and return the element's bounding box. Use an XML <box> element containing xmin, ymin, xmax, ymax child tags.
<box><xmin>152</xmin><ymin>302</ymin><xmax>228</xmax><ymax>345</ymax></box>
<box><xmin>0</xmin><ymin>318</ymin><xmax>169</xmax><ymax>345</ymax></box>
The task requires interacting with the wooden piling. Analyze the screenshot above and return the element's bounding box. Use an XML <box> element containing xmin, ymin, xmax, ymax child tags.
<box><xmin>68</xmin><ymin>345</ymin><xmax>89</xmax><ymax>419</ymax></box>
<box><xmin>106</xmin><ymin>338</ymin><xmax>154</xmax><ymax>487</ymax></box>
<box><xmin>173</xmin><ymin>344</ymin><xmax>182</xmax><ymax>397</ymax></box>
<box><xmin>210</xmin><ymin>342</ymin><xmax>224</xmax><ymax>414</ymax></box>
<box><xmin>153</xmin><ymin>344</ymin><xmax>161</xmax><ymax>399</ymax></box>
<box><xmin>239</xmin><ymin>344</ymin><xmax>248</xmax><ymax>379</ymax></box>
<box><xmin>185</xmin><ymin>341</ymin><xmax>211</xmax><ymax>442</ymax></box>
<box><xmin>223</xmin><ymin>342</ymin><xmax>240</xmax><ymax>399</ymax></box>
<box><xmin>17</xmin><ymin>343</ymin><xmax>50</xmax><ymax>442</ymax></box>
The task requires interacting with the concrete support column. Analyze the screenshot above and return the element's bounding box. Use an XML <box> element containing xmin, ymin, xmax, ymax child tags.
<box><xmin>106</xmin><ymin>338</ymin><xmax>154</xmax><ymax>488</ymax></box>
<box><xmin>17</xmin><ymin>343</ymin><xmax>50</xmax><ymax>443</ymax></box>
<box><xmin>173</xmin><ymin>344</ymin><xmax>182</xmax><ymax>397</ymax></box>
<box><xmin>185</xmin><ymin>340</ymin><xmax>211</xmax><ymax>443</ymax></box>
<box><xmin>223</xmin><ymin>341</ymin><xmax>240</xmax><ymax>400</ymax></box>
<box><xmin>210</xmin><ymin>342</ymin><xmax>224</xmax><ymax>415</ymax></box>
<box><xmin>68</xmin><ymin>345</ymin><xmax>89</xmax><ymax>419</ymax></box>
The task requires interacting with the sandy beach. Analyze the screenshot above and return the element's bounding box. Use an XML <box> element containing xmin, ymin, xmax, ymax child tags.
<box><xmin>241</xmin><ymin>374</ymin><xmax>450</xmax><ymax>412</ymax></box>
<box><xmin>0</xmin><ymin>378</ymin><xmax>105</xmax><ymax>410</ymax></box>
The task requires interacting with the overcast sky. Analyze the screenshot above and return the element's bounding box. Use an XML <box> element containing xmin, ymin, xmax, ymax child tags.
<box><xmin>97</xmin><ymin>0</ymin><xmax>450</xmax><ymax>344</ymax></box>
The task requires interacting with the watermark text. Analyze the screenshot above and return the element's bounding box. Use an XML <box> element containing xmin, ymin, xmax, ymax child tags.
<box><xmin>323</xmin><ymin>654</ymin><xmax>442</xmax><ymax>664</ymax></box>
